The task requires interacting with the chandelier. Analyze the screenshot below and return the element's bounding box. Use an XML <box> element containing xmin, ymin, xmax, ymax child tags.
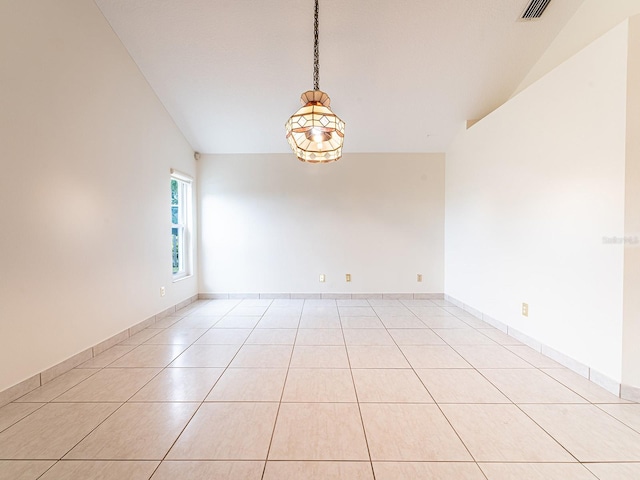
<box><xmin>285</xmin><ymin>0</ymin><xmax>345</xmax><ymax>164</ymax></box>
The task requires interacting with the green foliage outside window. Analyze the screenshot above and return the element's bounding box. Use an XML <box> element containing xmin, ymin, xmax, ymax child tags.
<box><xmin>171</xmin><ymin>179</ymin><xmax>180</xmax><ymax>274</ymax></box>
<box><xmin>172</xmin><ymin>228</ymin><xmax>180</xmax><ymax>274</ymax></box>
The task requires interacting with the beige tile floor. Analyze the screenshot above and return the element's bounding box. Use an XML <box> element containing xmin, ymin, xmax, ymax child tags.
<box><xmin>1</xmin><ymin>298</ymin><xmax>639</xmax><ymax>479</ymax></box>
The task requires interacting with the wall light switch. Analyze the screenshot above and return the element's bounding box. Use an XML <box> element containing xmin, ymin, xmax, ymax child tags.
<box><xmin>160</xmin><ymin>286</ymin><xmax>166</xmax><ymax>297</ymax></box>
<box><xmin>417</xmin><ymin>274</ymin><xmax>423</xmax><ymax>282</ymax></box>
<box><xmin>319</xmin><ymin>274</ymin><xmax>325</xmax><ymax>283</ymax></box>
<box><xmin>522</xmin><ymin>302</ymin><xmax>529</xmax><ymax>317</ymax></box>
<box><xmin>346</xmin><ymin>273</ymin><xmax>351</xmax><ymax>282</ymax></box>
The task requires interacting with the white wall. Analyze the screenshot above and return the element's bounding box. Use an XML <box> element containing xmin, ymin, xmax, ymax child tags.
<box><xmin>199</xmin><ymin>153</ymin><xmax>444</xmax><ymax>294</ymax></box>
<box><xmin>0</xmin><ymin>0</ymin><xmax>197</xmax><ymax>392</ymax></box>
<box><xmin>445</xmin><ymin>22</ymin><xmax>629</xmax><ymax>381</ymax></box>
<box><xmin>515</xmin><ymin>0</ymin><xmax>640</xmax><ymax>95</ymax></box>
<box><xmin>622</xmin><ymin>15</ymin><xmax>640</xmax><ymax>388</ymax></box>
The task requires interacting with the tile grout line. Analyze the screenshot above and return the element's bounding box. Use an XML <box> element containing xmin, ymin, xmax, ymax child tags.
<box><xmin>444</xmin><ymin>295</ymin><xmax>633</xmax><ymax>401</ymax></box>
<box><xmin>511</xmin><ymin>402</ymin><xmax>583</xmax><ymax>465</ymax></box>
<box><xmin>34</xmin><ymin>460</ymin><xmax>59</xmax><ymax>480</ymax></box>
<box><xmin>0</xmin><ymin>403</ymin><xmax>47</xmax><ymax>436</ymax></box>
<box><xmin>449</xmin><ymin>307</ymin><xmax>593</xmax><ymax>472</ymax></box>
<box><xmin>2</xmin><ymin>297</ymin><xmax>638</xmax><ymax>476</ymax></box>
<box><xmin>8</xmin><ymin>313</ymin><xmax>186</xmax><ymax>407</ymax></box>
<box><xmin>338</xmin><ymin>301</ymin><xmax>377</xmax><ymax>480</ymax></box>
<box><xmin>4</xmin><ymin>306</ymin><xmax>201</xmax><ymax>471</ymax></box>
<box><xmin>592</xmin><ymin>404</ymin><xmax>640</xmax><ymax>436</ymax></box>
<box><xmin>7</xmin><ymin>361</ymin><xmax>137</xmax><ymax>475</ymax></box>
<box><xmin>412</xmin><ymin>304</ymin><xmax>506</xmax><ymax>480</ymax></box>
<box><xmin>146</xmin><ymin>297</ymin><xmax>267</xmax><ymax>479</ymax></box>
<box><xmin>13</xmin><ymin>369</ymin><xmax>104</xmax><ymax>405</ymax></box>
<box><xmin>449</xmin><ymin>305</ymin><xmax>639</xmax><ymax>468</ymax></box>
<box><xmin>54</xmin><ymin>303</ymin><xmax>229</xmax><ymax>473</ymax></box>
<box><xmin>260</xmin><ymin>300</ymin><xmax>304</xmax><ymax>480</ymax></box>
<box><xmin>143</xmin><ymin>299</ymin><xmax>221</xmax><ymax>479</ymax></box>
<box><xmin>450</xmin><ymin>306</ymin><xmax>586</xmax><ymax>468</ymax></box>
<box><xmin>375</xmin><ymin>299</ymin><xmax>484</xmax><ymax>475</ymax></box>
<box><xmin>0</xmin><ymin>296</ymin><xmax>201</xmax><ymax>409</ymax></box>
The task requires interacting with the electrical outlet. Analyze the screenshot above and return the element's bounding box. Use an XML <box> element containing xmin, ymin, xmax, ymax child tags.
<box><xmin>160</xmin><ymin>286</ymin><xmax>166</xmax><ymax>297</ymax></box>
<box><xmin>319</xmin><ymin>274</ymin><xmax>325</xmax><ymax>283</ymax></box>
<box><xmin>417</xmin><ymin>274</ymin><xmax>423</xmax><ymax>282</ymax></box>
<box><xmin>346</xmin><ymin>273</ymin><xmax>351</xmax><ymax>282</ymax></box>
<box><xmin>522</xmin><ymin>302</ymin><xmax>529</xmax><ymax>317</ymax></box>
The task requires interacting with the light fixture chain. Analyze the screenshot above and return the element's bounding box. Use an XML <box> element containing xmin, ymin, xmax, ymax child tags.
<box><xmin>313</xmin><ymin>0</ymin><xmax>319</xmax><ymax>91</ymax></box>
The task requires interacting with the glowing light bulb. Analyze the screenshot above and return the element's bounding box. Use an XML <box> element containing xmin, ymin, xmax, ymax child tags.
<box><xmin>311</xmin><ymin>128</ymin><xmax>323</xmax><ymax>143</ymax></box>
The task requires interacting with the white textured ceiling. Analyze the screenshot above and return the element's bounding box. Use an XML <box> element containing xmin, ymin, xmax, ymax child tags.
<box><xmin>95</xmin><ymin>0</ymin><xmax>584</xmax><ymax>154</ymax></box>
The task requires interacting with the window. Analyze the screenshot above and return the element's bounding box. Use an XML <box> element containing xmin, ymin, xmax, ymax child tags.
<box><xmin>171</xmin><ymin>170</ymin><xmax>192</xmax><ymax>280</ymax></box>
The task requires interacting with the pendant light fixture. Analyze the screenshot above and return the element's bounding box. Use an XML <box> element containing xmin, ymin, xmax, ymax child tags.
<box><xmin>285</xmin><ymin>0</ymin><xmax>345</xmax><ymax>163</ymax></box>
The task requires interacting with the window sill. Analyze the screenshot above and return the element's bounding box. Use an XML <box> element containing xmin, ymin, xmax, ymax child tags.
<box><xmin>172</xmin><ymin>273</ymin><xmax>193</xmax><ymax>283</ymax></box>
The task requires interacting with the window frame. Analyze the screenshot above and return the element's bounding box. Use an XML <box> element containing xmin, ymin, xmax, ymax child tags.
<box><xmin>171</xmin><ymin>169</ymin><xmax>193</xmax><ymax>282</ymax></box>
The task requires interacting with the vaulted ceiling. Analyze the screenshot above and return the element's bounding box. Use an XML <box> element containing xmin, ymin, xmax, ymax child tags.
<box><xmin>95</xmin><ymin>0</ymin><xmax>584</xmax><ymax>154</ymax></box>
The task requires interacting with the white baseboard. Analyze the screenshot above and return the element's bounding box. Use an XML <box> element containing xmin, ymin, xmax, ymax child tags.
<box><xmin>621</xmin><ymin>383</ymin><xmax>640</xmax><ymax>402</ymax></box>
<box><xmin>199</xmin><ymin>292</ymin><xmax>445</xmax><ymax>300</ymax></box>
<box><xmin>444</xmin><ymin>294</ymin><xmax>633</xmax><ymax>400</ymax></box>
<box><xmin>0</xmin><ymin>293</ymin><xmax>200</xmax><ymax>408</ymax></box>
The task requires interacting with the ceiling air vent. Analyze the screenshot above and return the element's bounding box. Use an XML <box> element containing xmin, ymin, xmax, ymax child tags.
<box><xmin>521</xmin><ymin>0</ymin><xmax>552</xmax><ymax>20</ymax></box>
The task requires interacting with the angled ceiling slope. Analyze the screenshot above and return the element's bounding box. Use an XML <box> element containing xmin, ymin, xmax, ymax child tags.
<box><xmin>95</xmin><ymin>0</ymin><xmax>583</xmax><ymax>154</ymax></box>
